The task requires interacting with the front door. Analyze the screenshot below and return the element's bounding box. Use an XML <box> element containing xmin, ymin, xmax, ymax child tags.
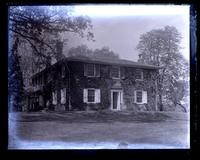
<box><xmin>111</xmin><ymin>90</ymin><xmax>123</xmax><ymax>110</ymax></box>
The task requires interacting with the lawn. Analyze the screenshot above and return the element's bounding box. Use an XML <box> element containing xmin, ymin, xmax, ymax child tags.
<box><xmin>8</xmin><ymin>111</ymin><xmax>190</xmax><ymax>149</ymax></box>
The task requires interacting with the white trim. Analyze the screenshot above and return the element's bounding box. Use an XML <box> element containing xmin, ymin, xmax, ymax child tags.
<box><xmin>134</xmin><ymin>90</ymin><xmax>148</xmax><ymax>104</ymax></box>
<box><xmin>111</xmin><ymin>89</ymin><xmax>123</xmax><ymax>110</ymax></box>
<box><xmin>134</xmin><ymin>90</ymin><xmax>143</xmax><ymax>104</ymax></box>
<box><xmin>52</xmin><ymin>90</ymin><xmax>57</xmax><ymax>105</ymax></box>
<box><xmin>61</xmin><ymin>88</ymin><xmax>66</xmax><ymax>104</ymax></box>
<box><xmin>83</xmin><ymin>88</ymin><xmax>101</xmax><ymax>104</ymax></box>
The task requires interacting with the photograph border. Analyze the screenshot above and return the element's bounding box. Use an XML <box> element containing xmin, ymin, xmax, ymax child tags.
<box><xmin>0</xmin><ymin>0</ymin><xmax>198</xmax><ymax>159</ymax></box>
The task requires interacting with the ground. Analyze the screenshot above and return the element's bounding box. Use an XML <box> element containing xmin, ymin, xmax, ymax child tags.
<box><xmin>8</xmin><ymin>110</ymin><xmax>190</xmax><ymax>149</ymax></box>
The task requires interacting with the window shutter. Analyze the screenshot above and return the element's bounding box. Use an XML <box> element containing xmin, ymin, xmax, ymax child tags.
<box><xmin>95</xmin><ymin>64</ymin><xmax>100</xmax><ymax>77</ymax></box>
<box><xmin>52</xmin><ymin>91</ymin><xmax>57</xmax><ymax>105</ymax></box>
<box><xmin>134</xmin><ymin>91</ymin><xmax>136</xmax><ymax>103</ymax></box>
<box><xmin>120</xmin><ymin>67</ymin><xmax>125</xmax><ymax>79</ymax></box>
<box><xmin>83</xmin><ymin>89</ymin><xmax>88</xmax><ymax>103</ymax></box>
<box><xmin>95</xmin><ymin>89</ymin><xmax>101</xmax><ymax>103</ymax></box>
<box><xmin>84</xmin><ymin>64</ymin><xmax>87</xmax><ymax>76</ymax></box>
<box><xmin>61</xmin><ymin>88</ymin><xmax>66</xmax><ymax>104</ymax></box>
<box><xmin>142</xmin><ymin>91</ymin><xmax>147</xmax><ymax>104</ymax></box>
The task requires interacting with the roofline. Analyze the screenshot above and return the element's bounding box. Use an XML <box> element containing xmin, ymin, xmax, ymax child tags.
<box><xmin>31</xmin><ymin>57</ymin><xmax>162</xmax><ymax>78</ymax></box>
<box><xmin>65</xmin><ymin>57</ymin><xmax>161</xmax><ymax>69</ymax></box>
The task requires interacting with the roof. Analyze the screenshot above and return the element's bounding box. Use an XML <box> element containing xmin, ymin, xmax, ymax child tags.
<box><xmin>32</xmin><ymin>56</ymin><xmax>161</xmax><ymax>78</ymax></box>
<box><xmin>65</xmin><ymin>56</ymin><xmax>161</xmax><ymax>69</ymax></box>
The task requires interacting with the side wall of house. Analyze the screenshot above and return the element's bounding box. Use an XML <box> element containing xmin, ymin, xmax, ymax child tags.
<box><xmin>122</xmin><ymin>68</ymin><xmax>157</xmax><ymax>111</ymax></box>
<box><xmin>50</xmin><ymin>63</ymin><xmax>70</xmax><ymax>111</ymax></box>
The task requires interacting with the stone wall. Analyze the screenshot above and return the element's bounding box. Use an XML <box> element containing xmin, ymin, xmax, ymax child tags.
<box><xmin>68</xmin><ymin>61</ymin><xmax>158</xmax><ymax>111</ymax></box>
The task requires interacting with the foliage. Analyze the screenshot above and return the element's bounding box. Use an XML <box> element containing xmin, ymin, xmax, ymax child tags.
<box><xmin>137</xmin><ymin>26</ymin><xmax>189</xmax><ymax>111</ymax></box>
<box><xmin>68</xmin><ymin>44</ymin><xmax>93</xmax><ymax>57</ymax></box>
<box><xmin>93</xmin><ymin>47</ymin><xmax>119</xmax><ymax>59</ymax></box>
<box><xmin>8</xmin><ymin>36</ymin><xmax>24</xmax><ymax>111</ymax></box>
<box><xmin>68</xmin><ymin>45</ymin><xmax>119</xmax><ymax>59</ymax></box>
<box><xmin>8</xmin><ymin>6</ymin><xmax>94</xmax><ymax>111</ymax></box>
<box><xmin>9</xmin><ymin>6</ymin><xmax>94</xmax><ymax>67</ymax></box>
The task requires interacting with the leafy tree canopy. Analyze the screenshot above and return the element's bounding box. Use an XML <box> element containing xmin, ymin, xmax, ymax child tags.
<box><xmin>9</xmin><ymin>6</ymin><xmax>94</xmax><ymax>64</ymax></box>
<box><xmin>137</xmin><ymin>26</ymin><xmax>189</xmax><ymax>111</ymax></box>
<box><xmin>68</xmin><ymin>45</ymin><xmax>119</xmax><ymax>60</ymax></box>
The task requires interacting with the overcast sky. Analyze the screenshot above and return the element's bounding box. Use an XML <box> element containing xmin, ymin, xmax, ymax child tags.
<box><xmin>62</xmin><ymin>5</ymin><xmax>190</xmax><ymax>62</ymax></box>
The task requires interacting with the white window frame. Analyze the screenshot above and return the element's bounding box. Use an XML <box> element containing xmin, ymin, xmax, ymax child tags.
<box><xmin>84</xmin><ymin>64</ymin><xmax>100</xmax><ymax>77</ymax></box>
<box><xmin>135</xmin><ymin>69</ymin><xmax>143</xmax><ymax>81</ymax></box>
<box><xmin>111</xmin><ymin>90</ymin><xmax>123</xmax><ymax>111</ymax></box>
<box><xmin>134</xmin><ymin>90</ymin><xmax>147</xmax><ymax>104</ymax></box>
<box><xmin>111</xmin><ymin>66</ymin><xmax>120</xmax><ymax>79</ymax></box>
<box><xmin>83</xmin><ymin>88</ymin><xmax>101</xmax><ymax>104</ymax></box>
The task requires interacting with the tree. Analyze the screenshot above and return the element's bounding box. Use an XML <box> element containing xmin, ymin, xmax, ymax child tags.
<box><xmin>68</xmin><ymin>45</ymin><xmax>119</xmax><ymax>59</ymax></box>
<box><xmin>9</xmin><ymin>6</ymin><xmax>94</xmax><ymax>67</ymax></box>
<box><xmin>68</xmin><ymin>45</ymin><xmax>93</xmax><ymax>57</ymax></box>
<box><xmin>137</xmin><ymin>26</ymin><xmax>189</xmax><ymax>111</ymax></box>
<box><xmin>93</xmin><ymin>47</ymin><xmax>119</xmax><ymax>59</ymax></box>
<box><xmin>8</xmin><ymin>36</ymin><xmax>24</xmax><ymax>111</ymax></box>
<box><xmin>8</xmin><ymin>6</ymin><xmax>94</xmax><ymax>111</ymax></box>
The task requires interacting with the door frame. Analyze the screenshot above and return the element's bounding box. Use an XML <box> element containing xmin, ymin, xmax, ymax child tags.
<box><xmin>110</xmin><ymin>89</ymin><xmax>123</xmax><ymax>110</ymax></box>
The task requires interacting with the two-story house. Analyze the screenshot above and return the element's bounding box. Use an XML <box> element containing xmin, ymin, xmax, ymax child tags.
<box><xmin>29</xmin><ymin>56</ymin><xmax>160</xmax><ymax>111</ymax></box>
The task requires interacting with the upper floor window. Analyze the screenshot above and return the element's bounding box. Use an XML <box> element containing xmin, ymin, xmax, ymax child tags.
<box><xmin>135</xmin><ymin>69</ymin><xmax>143</xmax><ymax>81</ymax></box>
<box><xmin>111</xmin><ymin>66</ymin><xmax>120</xmax><ymax>78</ymax></box>
<box><xmin>84</xmin><ymin>64</ymin><xmax>100</xmax><ymax>77</ymax></box>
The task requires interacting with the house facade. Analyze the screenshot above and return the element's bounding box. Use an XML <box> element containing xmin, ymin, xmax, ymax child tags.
<box><xmin>29</xmin><ymin>56</ymin><xmax>160</xmax><ymax>111</ymax></box>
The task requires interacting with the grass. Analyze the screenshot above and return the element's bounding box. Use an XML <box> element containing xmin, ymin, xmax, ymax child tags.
<box><xmin>8</xmin><ymin>111</ymin><xmax>190</xmax><ymax>149</ymax></box>
<box><xmin>10</xmin><ymin>110</ymin><xmax>183</xmax><ymax>123</ymax></box>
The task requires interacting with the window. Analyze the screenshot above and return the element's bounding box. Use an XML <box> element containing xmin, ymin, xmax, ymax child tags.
<box><xmin>88</xmin><ymin>89</ymin><xmax>95</xmax><ymax>102</ymax></box>
<box><xmin>111</xmin><ymin>66</ymin><xmax>120</xmax><ymax>78</ymax></box>
<box><xmin>136</xmin><ymin>91</ymin><xmax>142</xmax><ymax>103</ymax></box>
<box><xmin>52</xmin><ymin>90</ymin><xmax>57</xmax><ymax>105</ymax></box>
<box><xmin>83</xmin><ymin>89</ymin><xmax>101</xmax><ymax>103</ymax></box>
<box><xmin>135</xmin><ymin>69</ymin><xmax>143</xmax><ymax>81</ymax></box>
<box><xmin>84</xmin><ymin>64</ymin><xmax>100</xmax><ymax>77</ymax></box>
<box><xmin>134</xmin><ymin>90</ymin><xmax>147</xmax><ymax>104</ymax></box>
<box><xmin>87</xmin><ymin>64</ymin><xmax>95</xmax><ymax>76</ymax></box>
<box><xmin>61</xmin><ymin>88</ymin><xmax>66</xmax><ymax>104</ymax></box>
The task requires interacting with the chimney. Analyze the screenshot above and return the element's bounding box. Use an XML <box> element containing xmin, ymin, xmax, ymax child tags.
<box><xmin>55</xmin><ymin>40</ymin><xmax>63</xmax><ymax>62</ymax></box>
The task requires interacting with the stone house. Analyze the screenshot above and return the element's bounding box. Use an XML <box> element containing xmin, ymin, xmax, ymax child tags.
<box><xmin>29</xmin><ymin>56</ymin><xmax>160</xmax><ymax>111</ymax></box>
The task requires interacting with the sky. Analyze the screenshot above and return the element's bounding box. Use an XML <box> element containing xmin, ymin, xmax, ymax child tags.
<box><xmin>62</xmin><ymin>5</ymin><xmax>190</xmax><ymax>62</ymax></box>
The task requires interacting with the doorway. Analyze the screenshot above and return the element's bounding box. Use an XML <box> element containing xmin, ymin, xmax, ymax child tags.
<box><xmin>111</xmin><ymin>90</ymin><xmax>123</xmax><ymax>110</ymax></box>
